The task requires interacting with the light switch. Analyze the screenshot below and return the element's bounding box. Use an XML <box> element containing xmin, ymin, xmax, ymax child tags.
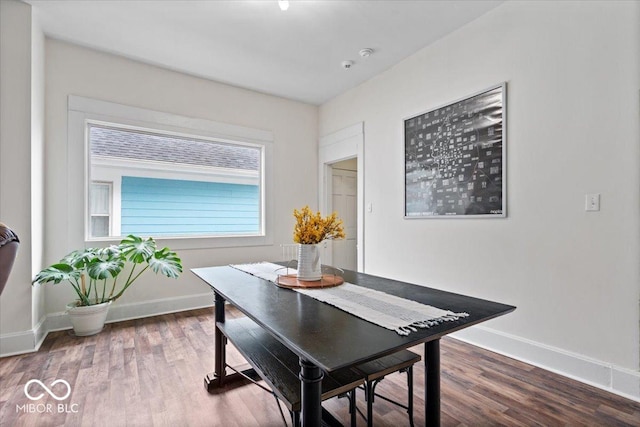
<box><xmin>585</xmin><ymin>193</ymin><xmax>600</xmax><ymax>211</ymax></box>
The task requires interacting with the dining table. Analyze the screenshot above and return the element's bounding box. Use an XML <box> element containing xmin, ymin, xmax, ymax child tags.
<box><xmin>192</xmin><ymin>264</ymin><xmax>515</xmax><ymax>427</ymax></box>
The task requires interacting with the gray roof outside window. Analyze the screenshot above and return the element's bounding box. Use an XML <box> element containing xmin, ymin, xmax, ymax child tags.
<box><xmin>90</xmin><ymin>126</ymin><xmax>259</xmax><ymax>171</ymax></box>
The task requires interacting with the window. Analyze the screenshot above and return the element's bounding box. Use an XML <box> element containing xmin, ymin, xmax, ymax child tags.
<box><xmin>89</xmin><ymin>182</ymin><xmax>112</xmax><ymax>237</ymax></box>
<box><xmin>88</xmin><ymin>124</ymin><xmax>262</xmax><ymax>239</ymax></box>
<box><xmin>68</xmin><ymin>95</ymin><xmax>273</xmax><ymax>249</ymax></box>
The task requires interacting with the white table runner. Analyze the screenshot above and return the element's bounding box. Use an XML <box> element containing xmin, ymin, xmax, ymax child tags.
<box><xmin>231</xmin><ymin>262</ymin><xmax>468</xmax><ymax>336</ymax></box>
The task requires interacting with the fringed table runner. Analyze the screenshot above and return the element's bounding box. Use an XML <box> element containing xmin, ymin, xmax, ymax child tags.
<box><xmin>231</xmin><ymin>262</ymin><xmax>468</xmax><ymax>336</ymax></box>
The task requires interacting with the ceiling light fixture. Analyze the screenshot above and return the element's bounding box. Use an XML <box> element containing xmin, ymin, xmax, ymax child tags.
<box><xmin>278</xmin><ymin>0</ymin><xmax>289</xmax><ymax>11</ymax></box>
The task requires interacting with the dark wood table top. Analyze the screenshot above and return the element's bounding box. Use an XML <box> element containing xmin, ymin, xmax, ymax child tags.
<box><xmin>192</xmin><ymin>265</ymin><xmax>515</xmax><ymax>372</ymax></box>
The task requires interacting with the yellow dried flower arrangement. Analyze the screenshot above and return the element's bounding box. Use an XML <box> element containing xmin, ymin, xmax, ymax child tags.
<box><xmin>293</xmin><ymin>206</ymin><xmax>345</xmax><ymax>245</ymax></box>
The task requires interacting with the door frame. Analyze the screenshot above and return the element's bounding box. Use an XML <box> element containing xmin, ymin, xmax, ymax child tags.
<box><xmin>319</xmin><ymin>122</ymin><xmax>364</xmax><ymax>272</ymax></box>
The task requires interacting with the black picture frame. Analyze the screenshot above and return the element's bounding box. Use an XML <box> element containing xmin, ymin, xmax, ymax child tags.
<box><xmin>404</xmin><ymin>83</ymin><xmax>506</xmax><ymax>218</ymax></box>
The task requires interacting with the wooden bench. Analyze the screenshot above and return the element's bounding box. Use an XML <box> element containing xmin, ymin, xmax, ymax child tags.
<box><xmin>217</xmin><ymin>317</ymin><xmax>363</xmax><ymax>426</ymax></box>
<box><xmin>354</xmin><ymin>349</ymin><xmax>422</xmax><ymax>427</ymax></box>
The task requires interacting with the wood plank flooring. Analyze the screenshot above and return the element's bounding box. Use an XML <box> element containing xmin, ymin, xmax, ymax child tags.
<box><xmin>1</xmin><ymin>306</ymin><xmax>639</xmax><ymax>426</ymax></box>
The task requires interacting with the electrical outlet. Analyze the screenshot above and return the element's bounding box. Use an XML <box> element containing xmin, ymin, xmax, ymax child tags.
<box><xmin>585</xmin><ymin>193</ymin><xmax>600</xmax><ymax>211</ymax></box>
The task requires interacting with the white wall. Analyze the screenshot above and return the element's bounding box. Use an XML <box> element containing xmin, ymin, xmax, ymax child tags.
<box><xmin>43</xmin><ymin>40</ymin><xmax>318</xmax><ymax>316</ymax></box>
<box><xmin>320</xmin><ymin>0</ymin><xmax>640</xmax><ymax>396</ymax></box>
<box><xmin>0</xmin><ymin>0</ymin><xmax>35</xmax><ymax>344</ymax></box>
<box><xmin>31</xmin><ymin>6</ymin><xmax>46</xmax><ymax>343</ymax></box>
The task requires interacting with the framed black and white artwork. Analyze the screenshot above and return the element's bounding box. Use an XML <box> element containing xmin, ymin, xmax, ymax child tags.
<box><xmin>404</xmin><ymin>83</ymin><xmax>506</xmax><ymax>218</ymax></box>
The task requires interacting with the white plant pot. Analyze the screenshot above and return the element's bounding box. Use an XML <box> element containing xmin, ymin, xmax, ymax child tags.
<box><xmin>66</xmin><ymin>300</ymin><xmax>112</xmax><ymax>336</ymax></box>
<box><xmin>297</xmin><ymin>243</ymin><xmax>322</xmax><ymax>281</ymax></box>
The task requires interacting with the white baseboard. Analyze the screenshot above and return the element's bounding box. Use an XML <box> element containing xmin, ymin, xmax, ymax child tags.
<box><xmin>452</xmin><ymin>325</ymin><xmax>640</xmax><ymax>403</ymax></box>
<box><xmin>46</xmin><ymin>292</ymin><xmax>215</xmax><ymax>331</ymax></box>
<box><xmin>0</xmin><ymin>330</ymin><xmax>37</xmax><ymax>357</ymax></box>
<box><xmin>0</xmin><ymin>292</ymin><xmax>214</xmax><ymax>357</ymax></box>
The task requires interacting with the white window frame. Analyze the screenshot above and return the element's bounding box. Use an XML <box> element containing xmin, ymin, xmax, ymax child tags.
<box><xmin>89</xmin><ymin>181</ymin><xmax>113</xmax><ymax>237</ymax></box>
<box><xmin>68</xmin><ymin>95</ymin><xmax>274</xmax><ymax>250</ymax></box>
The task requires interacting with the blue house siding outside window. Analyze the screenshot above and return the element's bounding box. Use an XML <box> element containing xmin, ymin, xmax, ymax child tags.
<box><xmin>121</xmin><ymin>176</ymin><xmax>259</xmax><ymax>236</ymax></box>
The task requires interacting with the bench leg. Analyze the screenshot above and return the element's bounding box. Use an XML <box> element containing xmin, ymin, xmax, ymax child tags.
<box><xmin>364</xmin><ymin>379</ymin><xmax>382</xmax><ymax>427</ymax></box>
<box><xmin>407</xmin><ymin>366</ymin><xmax>414</xmax><ymax>427</ymax></box>
<box><xmin>349</xmin><ymin>389</ymin><xmax>357</xmax><ymax>427</ymax></box>
<box><xmin>367</xmin><ymin>382</ymin><xmax>374</xmax><ymax>427</ymax></box>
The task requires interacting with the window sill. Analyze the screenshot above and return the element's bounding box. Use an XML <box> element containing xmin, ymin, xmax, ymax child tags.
<box><xmin>86</xmin><ymin>234</ymin><xmax>273</xmax><ymax>251</ymax></box>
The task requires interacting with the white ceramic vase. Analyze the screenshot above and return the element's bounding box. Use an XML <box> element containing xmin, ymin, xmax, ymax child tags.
<box><xmin>66</xmin><ymin>300</ymin><xmax>112</xmax><ymax>336</ymax></box>
<box><xmin>297</xmin><ymin>243</ymin><xmax>322</xmax><ymax>281</ymax></box>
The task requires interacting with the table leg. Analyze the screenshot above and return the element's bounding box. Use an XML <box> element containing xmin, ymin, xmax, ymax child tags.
<box><xmin>425</xmin><ymin>339</ymin><xmax>440</xmax><ymax>427</ymax></box>
<box><xmin>204</xmin><ymin>292</ymin><xmax>227</xmax><ymax>391</ymax></box>
<box><xmin>299</xmin><ymin>358</ymin><xmax>323</xmax><ymax>427</ymax></box>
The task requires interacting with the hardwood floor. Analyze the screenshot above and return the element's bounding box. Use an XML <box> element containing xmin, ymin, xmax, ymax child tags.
<box><xmin>1</xmin><ymin>306</ymin><xmax>639</xmax><ymax>426</ymax></box>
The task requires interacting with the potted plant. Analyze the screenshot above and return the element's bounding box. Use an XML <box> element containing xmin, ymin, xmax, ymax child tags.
<box><xmin>33</xmin><ymin>235</ymin><xmax>182</xmax><ymax>336</ymax></box>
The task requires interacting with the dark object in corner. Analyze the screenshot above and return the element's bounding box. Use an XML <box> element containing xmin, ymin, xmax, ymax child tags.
<box><xmin>0</xmin><ymin>222</ymin><xmax>19</xmax><ymax>295</ymax></box>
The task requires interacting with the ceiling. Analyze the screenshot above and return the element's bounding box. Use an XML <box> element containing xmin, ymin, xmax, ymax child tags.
<box><xmin>26</xmin><ymin>0</ymin><xmax>503</xmax><ymax>105</ymax></box>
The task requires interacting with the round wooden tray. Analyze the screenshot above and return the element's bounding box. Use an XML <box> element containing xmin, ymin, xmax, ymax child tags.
<box><xmin>276</xmin><ymin>274</ymin><xmax>344</xmax><ymax>289</ymax></box>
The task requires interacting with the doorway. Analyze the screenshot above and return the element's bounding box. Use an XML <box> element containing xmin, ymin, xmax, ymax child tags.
<box><xmin>319</xmin><ymin>123</ymin><xmax>364</xmax><ymax>271</ymax></box>
<box><xmin>330</xmin><ymin>159</ymin><xmax>357</xmax><ymax>271</ymax></box>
